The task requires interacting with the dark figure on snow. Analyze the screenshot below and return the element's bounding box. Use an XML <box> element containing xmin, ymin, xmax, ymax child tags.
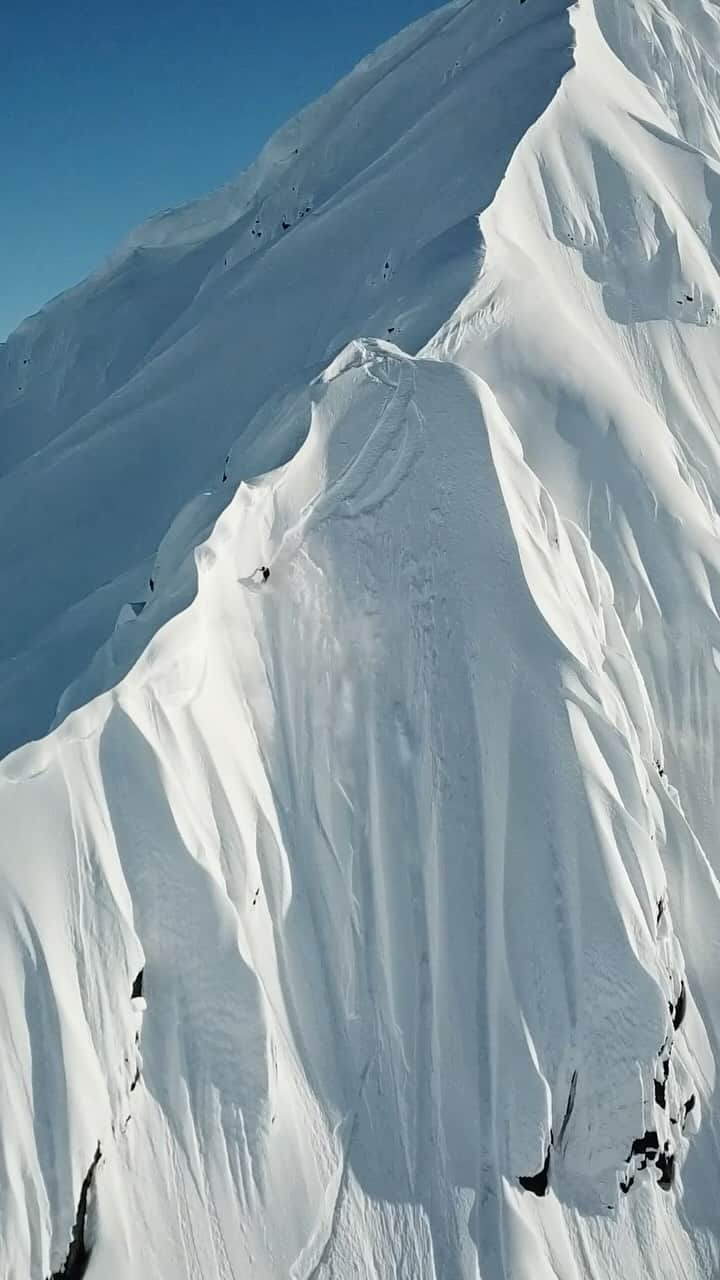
<box><xmin>261</xmin><ymin>566</ymin><xmax>270</xmax><ymax>582</ymax></box>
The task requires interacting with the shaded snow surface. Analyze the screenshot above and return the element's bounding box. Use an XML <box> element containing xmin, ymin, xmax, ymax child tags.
<box><xmin>3</xmin><ymin>0</ymin><xmax>720</xmax><ymax>1277</ymax></box>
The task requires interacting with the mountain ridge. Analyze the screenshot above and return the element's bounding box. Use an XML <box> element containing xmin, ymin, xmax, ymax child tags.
<box><xmin>0</xmin><ymin>0</ymin><xmax>574</xmax><ymax>759</ymax></box>
<box><xmin>5</xmin><ymin>0</ymin><xmax>720</xmax><ymax>1276</ymax></box>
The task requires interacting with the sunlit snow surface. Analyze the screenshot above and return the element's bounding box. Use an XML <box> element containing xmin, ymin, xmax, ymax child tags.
<box><xmin>3</xmin><ymin>0</ymin><xmax>720</xmax><ymax>1277</ymax></box>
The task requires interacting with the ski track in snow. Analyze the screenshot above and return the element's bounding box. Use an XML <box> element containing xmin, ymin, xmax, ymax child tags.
<box><xmin>5</xmin><ymin>0</ymin><xmax>720</xmax><ymax>1277</ymax></box>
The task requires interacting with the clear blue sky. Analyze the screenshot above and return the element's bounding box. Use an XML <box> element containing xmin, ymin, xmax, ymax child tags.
<box><xmin>1</xmin><ymin>0</ymin><xmax>441</xmax><ymax>341</ymax></box>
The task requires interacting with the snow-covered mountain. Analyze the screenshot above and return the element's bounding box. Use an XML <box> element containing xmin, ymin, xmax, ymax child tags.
<box><xmin>0</xmin><ymin>0</ymin><xmax>572</xmax><ymax>761</ymax></box>
<box><xmin>3</xmin><ymin>0</ymin><xmax>720</xmax><ymax>1276</ymax></box>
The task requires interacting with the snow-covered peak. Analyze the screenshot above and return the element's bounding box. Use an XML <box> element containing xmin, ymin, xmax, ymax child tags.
<box><xmin>5</xmin><ymin>0</ymin><xmax>720</xmax><ymax>1276</ymax></box>
<box><xmin>0</xmin><ymin>0</ymin><xmax>574</xmax><ymax>759</ymax></box>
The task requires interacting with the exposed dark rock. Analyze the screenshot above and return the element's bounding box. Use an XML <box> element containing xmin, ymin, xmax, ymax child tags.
<box><xmin>519</xmin><ymin>1146</ymin><xmax>550</xmax><ymax>1196</ymax></box>
<box><xmin>557</xmin><ymin>1070</ymin><xmax>578</xmax><ymax>1148</ymax></box>
<box><xmin>654</xmin><ymin>1077</ymin><xmax>666</xmax><ymax>1109</ymax></box>
<box><xmin>628</xmin><ymin>1130</ymin><xmax>659</xmax><ymax>1161</ymax></box>
<box><xmin>672</xmin><ymin>980</ymin><xmax>687</xmax><ymax>1030</ymax></box>
<box><xmin>657</xmin><ymin>1146</ymin><xmax>675</xmax><ymax>1191</ymax></box>
<box><xmin>131</xmin><ymin>968</ymin><xmax>144</xmax><ymax>1000</ymax></box>
<box><xmin>49</xmin><ymin>1143</ymin><xmax>102</xmax><ymax>1279</ymax></box>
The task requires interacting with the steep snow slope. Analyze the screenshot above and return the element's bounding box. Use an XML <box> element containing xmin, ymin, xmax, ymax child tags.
<box><xmin>5</xmin><ymin>0</ymin><xmax>720</xmax><ymax>1278</ymax></box>
<box><xmin>0</xmin><ymin>0</ymin><xmax>573</xmax><ymax>759</ymax></box>
<box><xmin>427</xmin><ymin>0</ymin><xmax>720</xmax><ymax>869</ymax></box>
<box><xmin>2</xmin><ymin>341</ymin><xmax>713</xmax><ymax>1280</ymax></box>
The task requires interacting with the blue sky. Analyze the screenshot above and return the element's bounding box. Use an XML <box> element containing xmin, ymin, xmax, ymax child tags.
<box><xmin>1</xmin><ymin>0</ymin><xmax>441</xmax><ymax>340</ymax></box>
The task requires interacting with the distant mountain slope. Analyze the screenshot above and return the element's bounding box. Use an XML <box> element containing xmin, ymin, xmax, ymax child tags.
<box><xmin>5</xmin><ymin>0</ymin><xmax>720</xmax><ymax>1278</ymax></box>
<box><xmin>0</xmin><ymin>0</ymin><xmax>573</xmax><ymax>759</ymax></box>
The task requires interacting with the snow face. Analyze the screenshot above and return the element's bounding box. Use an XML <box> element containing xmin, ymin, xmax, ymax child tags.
<box><xmin>4</xmin><ymin>0</ymin><xmax>720</xmax><ymax>1278</ymax></box>
<box><xmin>0</xmin><ymin>0</ymin><xmax>573</xmax><ymax>759</ymax></box>
<box><xmin>1</xmin><ymin>341</ymin><xmax>707</xmax><ymax>1279</ymax></box>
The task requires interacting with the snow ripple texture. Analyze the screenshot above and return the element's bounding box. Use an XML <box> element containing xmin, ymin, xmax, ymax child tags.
<box><xmin>2</xmin><ymin>0</ymin><xmax>720</xmax><ymax>1278</ymax></box>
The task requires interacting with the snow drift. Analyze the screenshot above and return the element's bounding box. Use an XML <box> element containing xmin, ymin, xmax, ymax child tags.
<box><xmin>4</xmin><ymin>0</ymin><xmax>720</xmax><ymax>1277</ymax></box>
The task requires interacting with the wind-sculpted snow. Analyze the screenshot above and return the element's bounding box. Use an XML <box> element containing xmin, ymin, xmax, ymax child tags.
<box><xmin>428</xmin><ymin>0</ymin><xmax>720</xmax><ymax>873</ymax></box>
<box><xmin>0</xmin><ymin>343</ymin><xmax>715</xmax><ymax>1278</ymax></box>
<box><xmin>5</xmin><ymin>0</ymin><xmax>720</xmax><ymax>1276</ymax></box>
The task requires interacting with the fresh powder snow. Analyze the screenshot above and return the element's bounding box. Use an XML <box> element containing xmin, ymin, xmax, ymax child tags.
<box><xmin>2</xmin><ymin>0</ymin><xmax>720</xmax><ymax>1277</ymax></box>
